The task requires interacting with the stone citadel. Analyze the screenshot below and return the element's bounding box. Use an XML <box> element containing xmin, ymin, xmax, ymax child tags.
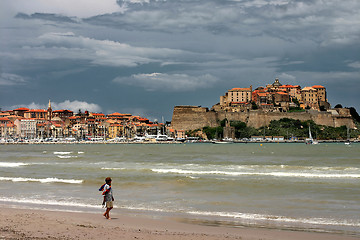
<box><xmin>171</xmin><ymin>79</ymin><xmax>355</xmax><ymax>131</ymax></box>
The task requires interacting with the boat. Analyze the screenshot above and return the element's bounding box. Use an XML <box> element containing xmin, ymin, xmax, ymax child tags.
<box><xmin>305</xmin><ymin>126</ymin><xmax>318</xmax><ymax>145</ymax></box>
<box><xmin>212</xmin><ymin>138</ymin><xmax>234</xmax><ymax>144</ymax></box>
<box><xmin>345</xmin><ymin>127</ymin><xmax>351</xmax><ymax>145</ymax></box>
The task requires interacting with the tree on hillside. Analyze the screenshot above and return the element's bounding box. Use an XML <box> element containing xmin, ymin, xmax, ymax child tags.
<box><xmin>292</xmin><ymin>98</ymin><xmax>300</xmax><ymax>107</ymax></box>
<box><xmin>347</xmin><ymin>107</ymin><xmax>360</xmax><ymax>123</ymax></box>
<box><xmin>334</xmin><ymin>104</ymin><xmax>343</xmax><ymax>108</ymax></box>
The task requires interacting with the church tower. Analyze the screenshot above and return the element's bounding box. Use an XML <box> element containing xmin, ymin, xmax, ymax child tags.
<box><xmin>47</xmin><ymin>99</ymin><xmax>52</xmax><ymax>121</ymax></box>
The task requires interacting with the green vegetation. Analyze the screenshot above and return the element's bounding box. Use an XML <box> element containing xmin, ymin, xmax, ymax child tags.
<box><xmin>288</xmin><ymin>107</ymin><xmax>305</xmax><ymax>112</ymax></box>
<box><xmin>334</xmin><ymin>104</ymin><xmax>343</xmax><ymax>108</ymax></box>
<box><xmin>202</xmin><ymin>126</ymin><xmax>224</xmax><ymax>139</ymax></box>
<box><xmin>194</xmin><ymin>118</ymin><xmax>360</xmax><ymax>140</ymax></box>
<box><xmin>230</xmin><ymin>121</ymin><xmax>258</xmax><ymax>139</ymax></box>
<box><xmin>251</xmin><ymin>101</ymin><xmax>258</xmax><ymax>110</ymax></box>
<box><xmin>348</xmin><ymin>107</ymin><xmax>360</xmax><ymax>123</ymax></box>
<box><xmin>292</xmin><ymin>98</ymin><xmax>300</xmax><ymax>106</ymax></box>
<box><xmin>266</xmin><ymin>118</ymin><xmax>309</xmax><ymax>138</ymax></box>
<box><xmin>186</xmin><ymin>107</ymin><xmax>360</xmax><ymax>140</ymax></box>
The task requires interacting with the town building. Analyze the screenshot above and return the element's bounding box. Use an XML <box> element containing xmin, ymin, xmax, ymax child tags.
<box><xmin>220</xmin><ymin>86</ymin><xmax>252</xmax><ymax>107</ymax></box>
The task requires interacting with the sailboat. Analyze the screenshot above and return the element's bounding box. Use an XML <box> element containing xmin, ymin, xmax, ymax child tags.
<box><xmin>345</xmin><ymin>127</ymin><xmax>351</xmax><ymax>145</ymax></box>
<box><xmin>305</xmin><ymin>126</ymin><xmax>318</xmax><ymax>145</ymax></box>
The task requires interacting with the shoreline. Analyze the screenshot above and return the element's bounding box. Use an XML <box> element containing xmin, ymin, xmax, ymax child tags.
<box><xmin>0</xmin><ymin>140</ymin><xmax>358</xmax><ymax>145</ymax></box>
<box><xmin>0</xmin><ymin>206</ymin><xmax>358</xmax><ymax>240</ymax></box>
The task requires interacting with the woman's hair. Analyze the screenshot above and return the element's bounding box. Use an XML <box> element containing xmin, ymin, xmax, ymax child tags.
<box><xmin>105</xmin><ymin>177</ymin><xmax>112</xmax><ymax>184</ymax></box>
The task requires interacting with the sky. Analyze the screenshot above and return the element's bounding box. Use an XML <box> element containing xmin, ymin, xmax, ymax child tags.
<box><xmin>1</xmin><ymin>0</ymin><xmax>359</xmax><ymax>122</ymax></box>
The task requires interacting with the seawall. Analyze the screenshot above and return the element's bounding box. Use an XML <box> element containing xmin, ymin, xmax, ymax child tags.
<box><xmin>171</xmin><ymin>106</ymin><xmax>356</xmax><ymax>131</ymax></box>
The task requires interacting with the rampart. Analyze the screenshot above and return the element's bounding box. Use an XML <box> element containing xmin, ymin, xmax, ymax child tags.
<box><xmin>171</xmin><ymin>106</ymin><xmax>356</xmax><ymax>131</ymax></box>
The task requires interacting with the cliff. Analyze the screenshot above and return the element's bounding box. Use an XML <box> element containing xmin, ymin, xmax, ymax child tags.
<box><xmin>171</xmin><ymin>106</ymin><xmax>356</xmax><ymax>131</ymax></box>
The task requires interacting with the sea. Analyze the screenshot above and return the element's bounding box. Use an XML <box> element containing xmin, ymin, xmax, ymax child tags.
<box><xmin>0</xmin><ymin>143</ymin><xmax>359</xmax><ymax>236</ymax></box>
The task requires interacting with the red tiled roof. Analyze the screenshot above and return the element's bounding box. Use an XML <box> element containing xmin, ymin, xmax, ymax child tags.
<box><xmin>108</xmin><ymin>112</ymin><xmax>131</xmax><ymax>116</ymax></box>
<box><xmin>110</xmin><ymin>123</ymin><xmax>123</xmax><ymax>127</ymax></box>
<box><xmin>279</xmin><ymin>85</ymin><xmax>300</xmax><ymax>88</ymax></box>
<box><xmin>312</xmin><ymin>85</ymin><xmax>325</xmax><ymax>89</ymax></box>
<box><xmin>229</xmin><ymin>88</ymin><xmax>252</xmax><ymax>92</ymax></box>
<box><xmin>231</xmin><ymin>102</ymin><xmax>249</xmax><ymax>104</ymax></box>
<box><xmin>14</xmin><ymin>108</ymin><xmax>29</xmax><ymax>111</ymax></box>
<box><xmin>53</xmin><ymin>109</ymin><xmax>73</xmax><ymax>113</ymax></box>
<box><xmin>0</xmin><ymin>123</ymin><xmax>14</xmax><ymax>127</ymax></box>
<box><xmin>276</xmin><ymin>92</ymin><xmax>289</xmax><ymax>95</ymax></box>
<box><xmin>26</xmin><ymin>109</ymin><xmax>47</xmax><ymax>113</ymax></box>
<box><xmin>302</xmin><ymin>87</ymin><xmax>315</xmax><ymax>91</ymax></box>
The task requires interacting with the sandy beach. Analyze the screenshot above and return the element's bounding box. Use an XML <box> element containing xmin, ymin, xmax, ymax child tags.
<box><xmin>0</xmin><ymin>207</ymin><xmax>358</xmax><ymax>240</ymax></box>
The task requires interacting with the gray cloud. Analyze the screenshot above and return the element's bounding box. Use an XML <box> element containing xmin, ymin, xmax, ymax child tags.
<box><xmin>0</xmin><ymin>73</ymin><xmax>26</xmax><ymax>86</ymax></box>
<box><xmin>1</xmin><ymin>0</ymin><xmax>359</xmax><ymax>119</ymax></box>
<box><xmin>5</xmin><ymin>32</ymin><xmax>187</xmax><ymax>67</ymax></box>
<box><xmin>54</xmin><ymin>100</ymin><xmax>102</xmax><ymax>112</ymax></box>
<box><xmin>113</xmin><ymin>73</ymin><xmax>218</xmax><ymax>91</ymax></box>
<box><xmin>15</xmin><ymin>12</ymin><xmax>79</xmax><ymax>23</ymax></box>
<box><xmin>9</xmin><ymin>100</ymin><xmax>102</xmax><ymax>113</ymax></box>
<box><xmin>277</xmin><ymin>73</ymin><xmax>296</xmax><ymax>83</ymax></box>
<box><xmin>348</xmin><ymin>61</ymin><xmax>360</xmax><ymax>69</ymax></box>
<box><xmin>82</xmin><ymin>0</ymin><xmax>360</xmax><ymax>46</ymax></box>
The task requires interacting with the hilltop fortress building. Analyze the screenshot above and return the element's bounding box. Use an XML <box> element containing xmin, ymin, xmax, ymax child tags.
<box><xmin>171</xmin><ymin>78</ymin><xmax>355</xmax><ymax>131</ymax></box>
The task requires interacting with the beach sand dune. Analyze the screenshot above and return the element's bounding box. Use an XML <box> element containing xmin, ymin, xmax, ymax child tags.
<box><xmin>0</xmin><ymin>207</ymin><xmax>357</xmax><ymax>240</ymax></box>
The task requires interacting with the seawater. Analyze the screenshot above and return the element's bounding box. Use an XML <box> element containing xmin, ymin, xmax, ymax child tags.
<box><xmin>0</xmin><ymin>143</ymin><xmax>359</xmax><ymax>235</ymax></box>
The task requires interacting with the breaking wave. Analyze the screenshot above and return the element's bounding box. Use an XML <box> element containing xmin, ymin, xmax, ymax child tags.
<box><xmin>0</xmin><ymin>177</ymin><xmax>83</xmax><ymax>184</ymax></box>
<box><xmin>0</xmin><ymin>162</ymin><xmax>30</xmax><ymax>168</ymax></box>
<box><xmin>151</xmin><ymin>168</ymin><xmax>360</xmax><ymax>179</ymax></box>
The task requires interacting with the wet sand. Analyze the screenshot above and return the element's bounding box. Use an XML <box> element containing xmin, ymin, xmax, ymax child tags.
<box><xmin>0</xmin><ymin>207</ymin><xmax>358</xmax><ymax>240</ymax></box>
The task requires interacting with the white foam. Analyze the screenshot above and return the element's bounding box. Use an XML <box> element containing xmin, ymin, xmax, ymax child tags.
<box><xmin>95</xmin><ymin>204</ymin><xmax>360</xmax><ymax>228</ymax></box>
<box><xmin>101</xmin><ymin>167</ymin><xmax>126</xmax><ymax>170</ymax></box>
<box><xmin>57</xmin><ymin>155</ymin><xmax>77</xmax><ymax>159</ymax></box>
<box><xmin>0</xmin><ymin>162</ymin><xmax>29</xmax><ymax>168</ymax></box>
<box><xmin>0</xmin><ymin>197</ymin><xmax>98</xmax><ymax>209</ymax></box>
<box><xmin>53</xmin><ymin>151</ymin><xmax>72</xmax><ymax>155</ymax></box>
<box><xmin>151</xmin><ymin>168</ymin><xmax>360</xmax><ymax>179</ymax></box>
<box><xmin>0</xmin><ymin>177</ymin><xmax>83</xmax><ymax>184</ymax></box>
<box><xmin>186</xmin><ymin>210</ymin><xmax>360</xmax><ymax>227</ymax></box>
<box><xmin>186</xmin><ymin>176</ymin><xmax>200</xmax><ymax>179</ymax></box>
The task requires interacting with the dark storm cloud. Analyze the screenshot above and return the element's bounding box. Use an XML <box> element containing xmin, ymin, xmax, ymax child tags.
<box><xmin>85</xmin><ymin>0</ymin><xmax>360</xmax><ymax>45</ymax></box>
<box><xmin>113</xmin><ymin>73</ymin><xmax>218</xmax><ymax>91</ymax></box>
<box><xmin>15</xmin><ymin>12</ymin><xmax>79</xmax><ymax>23</ymax></box>
<box><xmin>1</xmin><ymin>0</ymin><xmax>359</xmax><ymax>120</ymax></box>
<box><xmin>0</xmin><ymin>73</ymin><xmax>26</xmax><ymax>86</ymax></box>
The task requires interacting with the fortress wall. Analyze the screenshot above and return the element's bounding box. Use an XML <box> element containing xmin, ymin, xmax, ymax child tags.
<box><xmin>334</xmin><ymin>117</ymin><xmax>356</xmax><ymax>128</ymax></box>
<box><xmin>171</xmin><ymin>106</ymin><xmax>356</xmax><ymax>131</ymax></box>
<box><xmin>313</xmin><ymin>112</ymin><xmax>335</xmax><ymax>127</ymax></box>
<box><xmin>171</xmin><ymin>106</ymin><xmax>218</xmax><ymax>131</ymax></box>
<box><xmin>216</xmin><ymin>112</ymin><xmax>249</xmax><ymax>123</ymax></box>
<box><xmin>246</xmin><ymin>111</ymin><xmax>313</xmax><ymax>128</ymax></box>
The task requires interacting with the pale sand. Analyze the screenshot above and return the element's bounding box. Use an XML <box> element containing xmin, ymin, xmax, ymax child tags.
<box><xmin>0</xmin><ymin>207</ymin><xmax>358</xmax><ymax>240</ymax></box>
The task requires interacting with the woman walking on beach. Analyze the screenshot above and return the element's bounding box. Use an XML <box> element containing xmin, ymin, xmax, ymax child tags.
<box><xmin>101</xmin><ymin>177</ymin><xmax>114</xmax><ymax>219</ymax></box>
